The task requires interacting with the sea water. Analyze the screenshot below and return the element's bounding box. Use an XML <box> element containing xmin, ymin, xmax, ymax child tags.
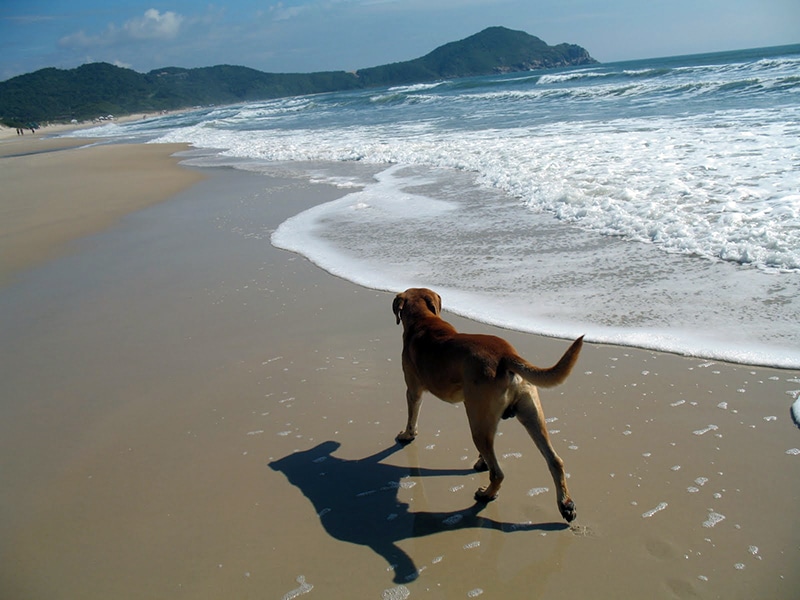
<box><xmin>68</xmin><ymin>45</ymin><xmax>800</xmax><ymax>368</ymax></box>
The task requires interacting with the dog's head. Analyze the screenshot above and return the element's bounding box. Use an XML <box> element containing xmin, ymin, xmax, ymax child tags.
<box><xmin>392</xmin><ymin>288</ymin><xmax>442</xmax><ymax>325</ymax></box>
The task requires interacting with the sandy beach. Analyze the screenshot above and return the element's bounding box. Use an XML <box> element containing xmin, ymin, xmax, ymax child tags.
<box><xmin>0</xmin><ymin>137</ymin><xmax>798</xmax><ymax>599</ymax></box>
<box><xmin>0</xmin><ymin>125</ymin><xmax>204</xmax><ymax>287</ymax></box>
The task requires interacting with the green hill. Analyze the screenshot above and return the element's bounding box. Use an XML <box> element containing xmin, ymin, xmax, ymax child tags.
<box><xmin>0</xmin><ymin>27</ymin><xmax>596</xmax><ymax>125</ymax></box>
<box><xmin>356</xmin><ymin>26</ymin><xmax>596</xmax><ymax>86</ymax></box>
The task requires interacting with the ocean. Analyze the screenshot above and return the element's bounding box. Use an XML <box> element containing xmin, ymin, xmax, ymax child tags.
<box><xmin>68</xmin><ymin>45</ymin><xmax>800</xmax><ymax>368</ymax></box>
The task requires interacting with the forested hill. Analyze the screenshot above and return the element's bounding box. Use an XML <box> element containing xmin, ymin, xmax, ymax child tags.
<box><xmin>356</xmin><ymin>26</ymin><xmax>596</xmax><ymax>86</ymax></box>
<box><xmin>0</xmin><ymin>27</ymin><xmax>596</xmax><ymax>125</ymax></box>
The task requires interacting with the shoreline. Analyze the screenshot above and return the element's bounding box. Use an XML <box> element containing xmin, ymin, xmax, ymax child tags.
<box><xmin>271</xmin><ymin>162</ymin><xmax>800</xmax><ymax>371</ymax></box>
<box><xmin>10</xmin><ymin>124</ymin><xmax>799</xmax><ymax>371</ymax></box>
<box><xmin>1</xmin><ymin>140</ymin><xmax>798</xmax><ymax>599</ymax></box>
<box><xmin>0</xmin><ymin>110</ymin><xmax>184</xmax><ymax>142</ymax></box>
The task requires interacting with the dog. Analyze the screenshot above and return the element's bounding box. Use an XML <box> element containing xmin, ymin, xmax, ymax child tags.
<box><xmin>392</xmin><ymin>288</ymin><xmax>583</xmax><ymax>522</ymax></box>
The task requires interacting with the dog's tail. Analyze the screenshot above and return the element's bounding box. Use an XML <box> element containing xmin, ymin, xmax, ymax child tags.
<box><xmin>505</xmin><ymin>336</ymin><xmax>584</xmax><ymax>388</ymax></box>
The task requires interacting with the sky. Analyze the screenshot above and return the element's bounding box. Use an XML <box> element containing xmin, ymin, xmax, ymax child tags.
<box><xmin>1</xmin><ymin>1</ymin><xmax>798</xmax><ymax>81</ymax></box>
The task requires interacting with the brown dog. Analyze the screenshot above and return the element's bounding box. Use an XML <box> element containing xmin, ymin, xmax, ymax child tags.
<box><xmin>392</xmin><ymin>288</ymin><xmax>583</xmax><ymax>522</ymax></box>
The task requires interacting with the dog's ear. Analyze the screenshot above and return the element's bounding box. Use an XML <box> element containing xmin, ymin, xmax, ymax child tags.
<box><xmin>392</xmin><ymin>294</ymin><xmax>405</xmax><ymax>325</ymax></box>
<box><xmin>424</xmin><ymin>290</ymin><xmax>442</xmax><ymax>316</ymax></box>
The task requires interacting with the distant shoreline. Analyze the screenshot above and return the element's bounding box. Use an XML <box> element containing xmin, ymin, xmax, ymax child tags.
<box><xmin>0</xmin><ymin>109</ymin><xmax>191</xmax><ymax>142</ymax></box>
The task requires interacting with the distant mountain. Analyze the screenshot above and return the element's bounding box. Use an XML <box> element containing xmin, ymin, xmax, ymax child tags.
<box><xmin>0</xmin><ymin>27</ymin><xmax>596</xmax><ymax>125</ymax></box>
<box><xmin>356</xmin><ymin>26</ymin><xmax>596</xmax><ymax>86</ymax></box>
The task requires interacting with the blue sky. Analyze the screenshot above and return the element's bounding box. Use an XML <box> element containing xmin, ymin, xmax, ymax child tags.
<box><xmin>1</xmin><ymin>1</ymin><xmax>798</xmax><ymax>80</ymax></box>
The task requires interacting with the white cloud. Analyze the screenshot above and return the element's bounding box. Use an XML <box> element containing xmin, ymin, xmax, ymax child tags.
<box><xmin>269</xmin><ymin>2</ymin><xmax>310</xmax><ymax>21</ymax></box>
<box><xmin>59</xmin><ymin>8</ymin><xmax>184</xmax><ymax>48</ymax></box>
<box><xmin>123</xmin><ymin>9</ymin><xmax>183</xmax><ymax>40</ymax></box>
<box><xmin>59</xmin><ymin>30</ymin><xmax>96</xmax><ymax>48</ymax></box>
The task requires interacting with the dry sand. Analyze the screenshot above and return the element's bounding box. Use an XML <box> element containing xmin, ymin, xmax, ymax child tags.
<box><xmin>0</xmin><ymin>139</ymin><xmax>798</xmax><ymax>600</ymax></box>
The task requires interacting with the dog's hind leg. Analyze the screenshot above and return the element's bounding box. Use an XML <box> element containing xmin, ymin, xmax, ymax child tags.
<box><xmin>513</xmin><ymin>385</ymin><xmax>576</xmax><ymax>522</ymax></box>
<box><xmin>396</xmin><ymin>385</ymin><xmax>423</xmax><ymax>443</ymax></box>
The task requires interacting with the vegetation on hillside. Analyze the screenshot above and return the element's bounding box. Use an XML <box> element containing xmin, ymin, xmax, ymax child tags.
<box><xmin>357</xmin><ymin>26</ymin><xmax>596</xmax><ymax>86</ymax></box>
<box><xmin>0</xmin><ymin>27</ymin><xmax>596</xmax><ymax>125</ymax></box>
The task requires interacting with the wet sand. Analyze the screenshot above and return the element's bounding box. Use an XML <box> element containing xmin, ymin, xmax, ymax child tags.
<box><xmin>0</xmin><ymin>139</ymin><xmax>798</xmax><ymax>599</ymax></box>
<box><xmin>0</xmin><ymin>133</ymin><xmax>204</xmax><ymax>286</ymax></box>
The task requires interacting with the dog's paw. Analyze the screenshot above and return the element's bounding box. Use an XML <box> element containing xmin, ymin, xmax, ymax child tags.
<box><xmin>474</xmin><ymin>487</ymin><xmax>498</xmax><ymax>502</ymax></box>
<box><xmin>559</xmin><ymin>499</ymin><xmax>577</xmax><ymax>523</ymax></box>
<box><xmin>473</xmin><ymin>456</ymin><xmax>488</xmax><ymax>472</ymax></box>
<box><xmin>395</xmin><ymin>431</ymin><xmax>416</xmax><ymax>444</ymax></box>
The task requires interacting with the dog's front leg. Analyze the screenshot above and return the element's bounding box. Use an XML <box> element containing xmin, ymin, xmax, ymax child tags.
<box><xmin>396</xmin><ymin>387</ymin><xmax>422</xmax><ymax>443</ymax></box>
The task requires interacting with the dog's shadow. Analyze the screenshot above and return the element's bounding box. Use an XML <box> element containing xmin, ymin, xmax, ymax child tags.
<box><xmin>269</xmin><ymin>441</ymin><xmax>567</xmax><ymax>583</ymax></box>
